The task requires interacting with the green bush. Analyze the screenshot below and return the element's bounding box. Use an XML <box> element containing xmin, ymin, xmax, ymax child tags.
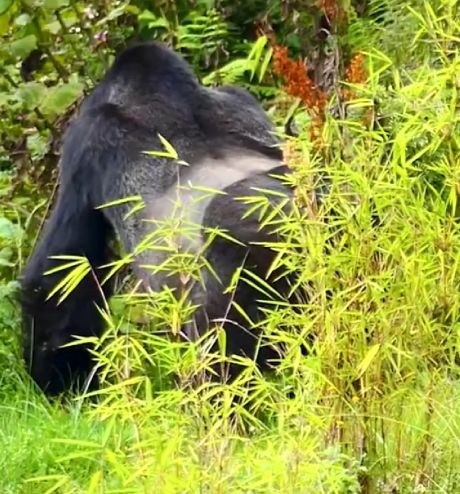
<box><xmin>1</xmin><ymin>1</ymin><xmax>460</xmax><ymax>492</ymax></box>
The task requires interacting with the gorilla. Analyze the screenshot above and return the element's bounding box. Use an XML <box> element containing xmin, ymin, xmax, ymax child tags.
<box><xmin>20</xmin><ymin>41</ymin><xmax>296</xmax><ymax>395</ymax></box>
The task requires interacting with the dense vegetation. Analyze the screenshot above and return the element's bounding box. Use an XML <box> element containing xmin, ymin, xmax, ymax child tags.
<box><xmin>1</xmin><ymin>0</ymin><xmax>460</xmax><ymax>492</ymax></box>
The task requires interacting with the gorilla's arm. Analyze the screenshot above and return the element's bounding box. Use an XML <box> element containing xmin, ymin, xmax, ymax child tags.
<box><xmin>203</xmin><ymin>165</ymin><xmax>293</xmax><ymax>244</ymax></box>
<box><xmin>20</xmin><ymin>102</ymin><xmax>159</xmax><ymax>394</ymax></box>
<box><xmin>20</xmin><ymin>168</ymin><xmax>113</xmax><ymax>395</ymax></box>
<box><xmin>200</xmin><ymin>166</ymin><xmax>294</xmax><ymax>377</ymax></box>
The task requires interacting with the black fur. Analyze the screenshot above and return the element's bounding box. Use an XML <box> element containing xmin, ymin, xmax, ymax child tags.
<box><xmin>202</xmin><ymin>165</ymin><xmax>295</xmax><ymax>379</ymax></box>
<box><xmin>20</xmin><ymin>42</ymin><xmax>294</xmax><ymax>395</ymax></box>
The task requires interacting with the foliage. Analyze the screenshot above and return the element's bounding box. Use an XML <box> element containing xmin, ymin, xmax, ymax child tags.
<box><xmin>1</xmin><ymin>0</ymin><xmax>460</xmax><ymax>493</ymax></box>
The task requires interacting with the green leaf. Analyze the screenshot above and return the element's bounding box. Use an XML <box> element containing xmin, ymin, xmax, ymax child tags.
<box><xmin>43</xmin><ymin>0</ymin><xmax>69</xmax><ymax>9</ymax></box>
<box><xmin>138</xmin><ymin>9</ymin><xmax>169</xmax><ymax>29</ymax></box>
<box><xmin>0</xmin><ymin>0</ymin><xmax>13</xmax><ymax>16</ymax></box>
<box><xmin>247</xmin><ymin>35</ymin><xmax>268</xmax><ymax>80</ymax></box>
<box><xmin>45</xmin><ymin>256</ymin><xmax>91</xmax><ymax>303</ymax></box>
<box><xmin>0</xmin><ymin>14</ymin><xmax>9</xmax><ymax>35</ymax></box>
<box><xmin>39</xmin><ymin>80</ymin><xmax>84</xmax><ymax>117</ymax></box>
<box><xmin>27</xmin><ymin>131</ymin><xmax>50</xmax><ymax>160</ymax></box>
<box><xmin>217</xmin><ymin>327</ymin><xmax>227</xmax><ymax>358</ymax></box>
<box><xmin>258</xmin><ymin>46</ymin><xmax>273</xmax><ymax>83</ymax></box>
<box><xmin>0</xmin><ymin>247</ymin><xmax>14</xmax><ymax>266</ymax></box>
<box><xmin>356</xmin><ymin>344</ymin><xmax>381</xmax><ymax>380</ymax></box>
<box><xmin>17</xmin><ymin>82</ymin><xmax>47</xmax><ymax>110</ymax></box>
<box><xmin>7</xmin><ymin>34</ymin><xmax>37</xmax><ymax>59</ymax></box>
<box><xmin>96</xmin><ymin>195</ymin><xmax>143</xmax><ymax>209</ymax></box>
<box><xmin>14</xmin><ymin>13</ymin><xmax>31</xmax><ymax>26</ymax></box>
<box><xmin>96</xmin><ymin>3</ymin><xmax>130</xmax><ymax>24</ymax></box>
<box><xmin>44</xmin><ymin>20</ymin><xmax>61</xmax><ymax>34</ymax></box>
<box><xmin>0</xmin><ymin>91</ymin><xmax>10</xmax><ymax>106</ymax></box>
<box><xmin>146</xmin><ymin>17</ymin><xmax>169</xmax><ymax>29</ymax></box>
<box><xmin>143</xmin><ymin>134</ymin><xmax>183</xmax><ymax>161</ymax></box>
<box><xmin>0</xmin><ymin>217</ymin><xmax>23</xmax><ymax>242</ymax></box>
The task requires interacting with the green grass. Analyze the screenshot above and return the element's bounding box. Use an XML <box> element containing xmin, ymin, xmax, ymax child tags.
<box><xmin>1</xmin><ymin>347</ymin><xmax>459</xmax><ymax>493</ymax></box>
<box><xmin>1</xmin><ymin>397</ymin><xmax>352</xmax><ymax>493</ymax></box>
<box><xmin>2</xmin><ymin>2</ymin><xmax>460</xmax><ymax>492</ymax></box>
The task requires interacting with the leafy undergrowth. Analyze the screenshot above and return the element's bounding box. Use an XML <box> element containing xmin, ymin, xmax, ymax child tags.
<box><xmin>0</xmin><ymin>387</ymin><xmax>361</xmax><ymax>493</ymax></box>
<box><xmin>1</xmin><ymin>348</ymin><xmax>459</xmax><ymax>493</ymax></box>
<box><xmin>2</xmin><ymin>2</ymin><xmax>460</xmax><ymax>493</ymax></box>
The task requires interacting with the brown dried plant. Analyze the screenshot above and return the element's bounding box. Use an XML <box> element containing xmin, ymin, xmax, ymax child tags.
<box><xmin>343</xmin><ymin>52</ymin><xmax>367</xmax><ymax>100</ymax></box>
<box><xmin>316</xmin><ymin>0</ymin><xmax>340</xmax><ymax>21</ymax></box>
<box><xmin>272</xmin><ymin>45</ymin><xmax>327</xmax><ymax>144</ymax></box>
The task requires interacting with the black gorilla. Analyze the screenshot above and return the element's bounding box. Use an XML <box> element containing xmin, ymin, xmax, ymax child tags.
<box><xmin>20</xmin><ymin>42</ymin><xmax>295</xmax><ymax>395</ymax></box>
